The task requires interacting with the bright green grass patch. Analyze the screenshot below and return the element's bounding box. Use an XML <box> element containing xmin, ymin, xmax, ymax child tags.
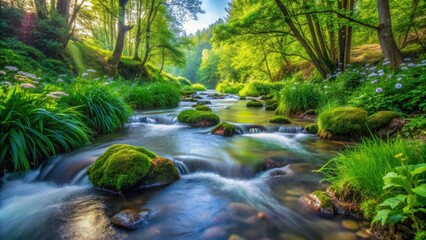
<box><xmin>216</xmin><ymin>81</ymin><xmax>244</xmax><ymax>94</ymax></box>
<box><xmin>238</xmin><ymin>81</ymin><xmax>285</xmax><ymax>97</ymax></box>
<box><xmin>268</xmin><ymin>116</ymin><xmax>292</xmax><ymax>124</ymax></box>
<box><xmin>191</xmin><ymin>83</ymin><xmax>207</xmax><ymax>91</ymax></box>
<box><xmin>276</xmin><ymin>84</ymin><xmax>323</xmax><ymax>115</ymax></box>
<box><xmin>123</xmin><ymin>82</ymin><xmax>180</xmax><ymax>109</ymax></box>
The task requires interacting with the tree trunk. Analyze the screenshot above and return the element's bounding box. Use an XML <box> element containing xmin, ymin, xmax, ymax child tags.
<box><xmin>110</xmin><ymin>0</ymin><xmax>132</xmax><ymax>74</ymax></box>
<box><xmin>159</xmin><ymin>47</ymin><xmax>165</xmax><ymax>74</ymax></box>
<box><xmin>56</xmin><ymin>0</ymin><xmax>71</xmax><ymax>19</ymax></box>
<box><xmin>34</xmin><ymin>0</ymin><xmax>48</xmax><ymax>19</ymax></box>
<box><xmin>133</xmin><ymin>0</ymin><xmax>143</xmax><ymax>60</ymax></box>
<box><xmin>344</xmin><ymin>0</ymin><xmax>354</xmax><ymax>66</ymax></box>
<box><xmin>401</xmin><ymin>0</ymin><xmax>419</xmax><ymax>48</ymax></box>
<box><xmin>377</xmin><ymin>0</ymin><xmax>403</xmax><ymax>69</ymax></box>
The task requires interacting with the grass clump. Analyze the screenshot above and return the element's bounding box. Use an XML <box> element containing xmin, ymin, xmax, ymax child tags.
<box><xmin>123</xmin><ymin>82</ymin><xmax>180</xmax><ymax>109</ymax></box>
<box><xmin>0</xmin><ymin>87</ymin><xmax>90</xmax><ymax>171</ymax></box>
<box><xmin>216</xmin><ymin>81</ymin><xmax>244</xmax><ymax>94</ymax></box>
<box><xmin>191</xmin><ymin>83</ymin><xmax>207</xmax><ymax>91</ymax></box>
<box><xmin>211</xmin><ymin>122</ymin><xmax>238</xmax><ymax>137</ymax></box>
<box><xmin>87</xmin><ymin>144</ymin><xmax>156</xmax><ymax>192</ymax></box>
<box><xmin>246</xmin><ymin>100</ymin><xmax>263</xmax><ymax>108</ymax></box>
<box><xmin>238</xmin><ymin>81</ymin><xmax>285</xmax><ymax>97</ymax></box>
<box><xmin>265</xmin><ymin>99</ymin><xmax>278</xmax><ymax>111</ymax></box>
<box><xmin>268</xmin><ymin>116</ymin><xmax>292</xmax><ymax>124</ymax></box>
<box><xmin>276</xmin><ymin>84</ymin><xmax>323</xmax><ymax>115</ymax></box>
<box><xmin>318</xmin><ymin>107</ymin><xmax>368</xmax><ymax>138</ymax></box>
<box><xmin>305</xmin><ymin>123</ymin><xmax>318</xmax><ymax>134</ymax></box>
<box><xmin>61</xmin><ymin>83</ymin><xmax>132</xmax><ymax>134</ymax></box>
<box><xmin>177</xmin><ymin>109</ymin><xmax>220</xmax><ymax>127</ymax></box>
<box><xmin>367</xmin><ymin>111</ymin><xmax>399</xmax><ymax>130</ymax></box>
<box><xmin>319</xmin><ymin>138</ymin><xmax>426</xmax><ymax>218</ymax></box>
<box><xmin>194</xmin><ymin>105</ymin><xmax>212</xmax><ymax>112</ymax></box>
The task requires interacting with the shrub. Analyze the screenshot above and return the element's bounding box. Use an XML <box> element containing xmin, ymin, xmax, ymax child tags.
<box><xmin>211</xmin><ymin>122</ymin><xmax>238</xmax><ymax>137</ymax></box>
<box><xmin>0</xmin><ymin>87</ymin><xmax>90</xmax><ymax>171</ymax></box>
<box><xmin>268</xmin><ymin>116</ymin><xmax>292</xmax><ymax>124</ymax></box>
<box><xmin>87</xmin><ymin>144</ymin><xmax>154</xmax><ymax>192</ymax></box>
<box><xmin>61</xmin><ymin>83</ymin><xmax>132</xmax><ymax>134</ymax></box>
<box><xmin>305</xmin><ymin>123</ymin><xmax>318</xmax><ymax>134</ymax></box>
<box><xmin>191</xmin><ymin>83</ymin><xmax>207</xmax><ymax>91</ymax></box>
<box><xmin>238</xmin><ymin>81</ymin><xmax>285</xmax><ymax>97</ymax></box>
<box><xmin>142</xmin><ymin>157</ymin><xmax>180</xmax><ymax>185</ymax></box>
<box><xmin>318</xmin><ymin>107</ymin><xmax>368</xmax><ymax>138</ymax></box>
<box><xmin>246</xmin><ymin>100</ymin><xmax>263</xmax><ymax>108</ymax></box>
<box><xmin>216</xmin><ymin>81</ymin><xmax>244</xmax><ymax>94</ymax></box>
<box><xmin>33</xmin><ymin>13</ymin><xmax>69</xmax><ymax>58</ymax></box>
<box><xmin>177</xmin><ymin>109</ymin><xmax>220</xmax><ymax>127</ymax></box>
<box><xmin>367</xmin><ymin>111</ymin><xmax>399</xmax><ymax>130</ymax></box>
<box><xmin>276</xmin><ymin>83</ymin><xmax>323</xmax><ymax>115</ymax></box>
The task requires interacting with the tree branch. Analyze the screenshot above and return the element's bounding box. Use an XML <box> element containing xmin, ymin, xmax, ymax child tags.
<box><xmin>295</xmin><ymin>10</ymin><xmax>378</xmax><ymax>30</ymax></box>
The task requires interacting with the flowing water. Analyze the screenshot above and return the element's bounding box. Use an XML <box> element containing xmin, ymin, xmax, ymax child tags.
<box><xmin>0</xmin><ymin>91</ymin><xmax>369</xmax><ymax>240</ymax></box>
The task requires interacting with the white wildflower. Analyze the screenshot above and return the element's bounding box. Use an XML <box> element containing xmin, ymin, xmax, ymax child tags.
<box><xmin>82</xmin><ymin>73</ymin><xmax>89</xmax><ymax>77</ymax></box>
<box><xmin>20</xmin><ymin>83</ymin><xmax>35</xmax><ymax>89</ymax></box>
<box><xmin>5</xmin><ymin>66</ymin><xmax>18</xmax><ymax>71</ymax></box>
<box><xmin>86</xmin><ymin>69</ymin><xmax>96</xmax><ymax>73</ymax></box>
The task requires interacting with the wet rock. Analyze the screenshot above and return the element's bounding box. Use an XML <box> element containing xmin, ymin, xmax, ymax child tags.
<box><xmin>198</xmin><ymin>100</ymin><xmax>212</xmax><ymax>105</ymax></box>
<box><xmin>212</xmin><ymin>122</ymin><xmax>238</xmax><ymax>137</ymax></box>
<box><xmin>140</xmin><ymin>157</ymin><xmax>180</xmax><ymax>187</ymax></box>
<box><xmin>227</xmin><ymin>202</ymin><xmax>257</xmax><ymax>218</ymax></box>
<box><xmin>201</xmin><ymin>226</ymin><xmax>227</xmax><ymax>239</ymax></box>
<box><xmin>325</xmin><ymin>231</ymin><xmax>357</xmax><ymax>240</ymax></box>
<box><xmin>286</xmin><ymin>188</ymin><xmax>309</xmax><ymax>197</ymax></box>
<box><xmin>228</xmin><ymin>234</ymin><xmax>246</xmax><ymax>240</ymax></box>
<box><xmin>342</xmin><ymin>220</ymin><xmax>359</xmax><ymax>230</ymax></box>
<box><xmin>299</xmin><ymin>190</ymin><xmax>334</xmax><ymax>216</ymax></box>
<box><xmin>356</xmin><ymin>228</ymin><xmax>372</xmax><ymax>239</ymax></box>
<box><xmin>111</xmin><ymin>208</ymin><xmax>150</xmax><ymax>229</ymax></box>
<box><xmin>263</xmin><ymin>155</ymin><xmax>303</xmax><ymax>170</ymax></box>
<box><xmin>375</xmin><ymin>118</ymin><xmax>405</xmax><ymax>138</ymax></box>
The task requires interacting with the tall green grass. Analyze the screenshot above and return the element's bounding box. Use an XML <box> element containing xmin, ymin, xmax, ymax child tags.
<box><xmin>0</xmin><ymin>87</ymin><xmax>90</xmax><ymax>171</ymax></box>
<box><xmin>123</xmin><ymin>82</ymin><xmax>181</xmax><ymax>109</ymax></box>
<box><xmin>238</xmin><ymin>81</ymin><xmax>285</xmax><ymax>97</ymax></box>
<box><xmin>276</xmin><ymin>84</ymin><xmax>323</xmax><ymax>115</ymax></box>
<box><xmin>61</xmin><ymin>83</ymin><xmax>132</xmax><ymax>134</ymax></box>
<box><xmin>319</xmin><ymin>137</ymin><xmax>426</xmax><ymax>202</ymax></box>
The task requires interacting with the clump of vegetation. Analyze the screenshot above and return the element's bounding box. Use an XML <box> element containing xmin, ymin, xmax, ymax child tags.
<box><xmin>305</xmin><ymin>123</ymin><xmax>318</xmax><ymax>134</ymax></box>
<box><xmin>268</xmin><ymin>116</ymin><xmax>292</xmax><ymax>124</ymax></box>
<box><xmin>194</xmin><ymin>105</ymin><xmax>212</xmax><ymax>112</ymax></box>
<box><xmin>87</xmin><ymin>144</ymin><xmax>156</xmax><ymax>192</ymax></box>
<box><xmin>367</xmin><ymin>111</ymin><xmax>399</xmax><ymax>130</ymax></box>
<box><xmin>0</xmin><ymin>86</ymin><xmax>90</xmax><ymax>171</ymax></box>
<box><xmin>181</xmin><ymin>85</ymin><xmax>195</xmax><ymax>96</ymax></box>
<box><xmin>123</xmin><ymin>82</ymin><xmax>180</xmax><ymax>109</ymax></box>
<box><xmin>143</xmin><ymin>157</ymin><xmax>180</xmax><ymax>185</ymax></box>
<box><xmin>246</xmin><ymin>99</ymin><xmax>263</xmax><ymax>108</ymax></box>
<box><xmin>211</xmin><ymin>122</ymin><xmax>238</xmax><ymax>137</ymax></box>
<box><xmin>177</xmin><ymin>109</ymin><xmax>220</xmax><ymax>127</ymax></box>
<box><xmin>265</xmin><ymin>99</ymin><xmax>278</xmax><ymax>111</ymax></box>
<box><xmin>216</xmin><ymin>81</ymin><xmax>244</xmax><ymax>94</ymax></box>
<box><xmin>191</xmin><ymin>83</ymin><xmax>207</xmax><ymax>91</ymax></box>
<box><xmin>61</xmin><ymin>82</ymin><xmax>132</xmax><ymax>134</ymax></box>
<box><xmin>238</xmin><ymin>81</ymin><xmax>285</xmax><ymax>97</ymax></box>
<box><xmin>318</xmin><ymin>107</ymin><xmax>368</xmax><ymax>138</ymax></box>
<box><xmin>276</xmin><ymin>83</ymin><xmax>323</xmax><ymax>115</ymax></box>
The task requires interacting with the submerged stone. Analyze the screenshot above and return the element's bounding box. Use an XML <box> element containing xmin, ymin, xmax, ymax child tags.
<box><xmin>141</xmin><ymin>157</ymin><xmax>180</xmax><ymax>187</ymax></box>
<box><xmin>212</xmin><ymin>122</ymin><xmax>238</xmax><ymax>137</ymax></box>
<box><xmin>111</xmin><ymin>208</ymin><xmax>150</xmax><ymax>229</ymax></box>
<box><xmin>342</xmin><ymin>220</ymin><xmax>359</xmax><ymax>230</ymax></box>
<box><xmin>299</xmin><ymin>190</ymin><xmax>334</xmax><ymax>216</ymax></box>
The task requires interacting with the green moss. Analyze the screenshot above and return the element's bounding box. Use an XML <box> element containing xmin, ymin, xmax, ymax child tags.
<box><xmin>143</xmin><ymin>157</ymin><xmax>180</xmax><ymax>185</ymax></box>
<box><xmin>268</xmin><ymin>116</ymin><xmax>292</xmax><ymax>124</ymax></box>
<box><xmin>177</xmin><ymin>109</ymin><xmax>220</xmax><ymax>127</ymax></box>
<box><xmin>181</xmin><ymin>86</ymin><xmax>195</xmax><ymax>96</ymax></box>
<box><xmin>318</xmin><ymin>107</ymin><xmax>368</xmax><ymax>138</ymax></box>
<box><xmin>191</xmin><ymin>83</ymin><xmax>207</xmax><ymax>91</ymax></box>
<box><xmin>360</xmin><ymin>199</ymin><xmax>379</xmax><ymax>219</ymax></box>
<box><xmin>87</xmin><ymin>144</ymin><xmax>156</xmax><ymax>191</ymax></box>
<box><xmin>367</xmin><ymin>111</ymin><xmax>399</xmax><ymax>130</ymax></box>
<box><xmin>311</xmin><ymin>190</ymin><xmax>333</xmax><ymax>209</ymax></box>
<box><xmin>246</xmin><ymin>100</ymin><xmax>263</xmax><ymax>108</ymax></box>
<box><xmin>265</xmin><ymin>99</ymin><xmax>278</xmax><ymax>111</ymax></box>
<box><xmin>239</xmin><ymin>96</ymin><xmax>247</xmax><ymax>100</ymax></box>
<box><xmin>194</xmin><ymin>105</ymin><xmax>212</xmax><ymax>112</ymax></box>
<box><xmin>211</xmin><ymin>122</ymin><xmax>238</xmax><ymax>137</ymax></box>
<box><xmin>305</xmin><ymin>123</ymin><xmax>318</xmax><ymax>134</ymax></box>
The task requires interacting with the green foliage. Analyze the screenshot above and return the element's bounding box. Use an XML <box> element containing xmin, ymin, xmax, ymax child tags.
<box><xmin>305</xmin><ymin>123</ymin><xmax>318</xmax><ymax>134</ymax></box>
<box><xmin>268</xmin><ymin>116</ymin><xmax>292</xmax><ymax>124</ymax></box>
<box><xmin>123</xmin><ymin>82</ymin><xmax>180</xmax><ymax>109</ymax></box>
<box><xmin>319</xmin><ymin>138</ymin><xmax>426</xmax><ymax>216</ymax></box>
<box><xmin>318</xmin><ymin>107</ymin><xmax>368</xmax><ymax>138</ymax></box>
<box><xmin>415</xmin><ymin>231</ymin><xmax>426</xmax><ymax>240</ymax></box>
<box><xmin>194</xmin><ymin>105</ymin><xmax>211</xmax><ymax>112</ymax></box>
<box><xmin>61</xmin><ymin>82</ymin><xmax>132</xmax><ymax>134</ymax></box>
<box><xmin>0</xmin><ymin>87</ymin><xmax>90</xmax><ymax>171</ymax></box>
<box><xmin>65</xmin><ymin>41</ymin><xmax>104</xmax><ymax>75</ymax></box>
<box><xmin>0</xmin><ymin>7</ymin><xmax>24</xmax><ymax>38</ymax></box>
<box><xmin>143</xmin><ymin>157</ymin><xmax>180</xmax><ymax>185</ymax></box>
<box><xmin>87</xmin><ymin>144</ymin><xmax>156</xmax><ymax>192</ymax></box>
<box><xmin>402</xmin><ymin>115</ymin><xmax>426</xmax><ymax>137</ymax></box>
<box><xmin>311</xmin><ymin>190</ymin><xmax>333</xmax><ymax>209</ymax></box>
<box><xmin>216</xmin><ymin>81</ymin><xmax>244</xmax><ymax>94</ymax></box>
<box><xmin>33</xmin><ymin>13</ymin><xmax>69</xmax><ymax>58</ymax></box>
<box><xmin>191</xmin><ymin>83</ymin><xmax>207</xmax><ymax>91</ymax></box>
<box><xmin>276</xmin><ymin>83</ymin><xmax>323</xmax><ymax>115</ymax></box>
<box><xmin>246</xmin><ymin>100</ymin><xmax>263</xmax><ymax>108</ymax></box>
<box><xmin>367</xmin><ymin>111</ymin><xmax>399</xmax><ymax>130</ymax></box>
<box><xmin>238</xmin><ymin>81</ymin><xmax>285</xmax><ymax>97</ymax></box>
<box><xmin>177</xmin><ymin>109</ymin><xmax>220</xmax><ymax>127</ymax></box>
<box><xmin>265</xmin><ymin>99</ymin><xmax>278</xmax><ymax>111</ymax></box>
<box><xmin>177</xmin><ymin>76</ymin><xmax>192</xmax><ymax>86</ymax></box>
<box><xmin>372</xmin><ymin>157</ymin><xmax>426</xmax><ymax>232</ymax></box>
<box><xmin>181</xmin><ymin>85</ymin><xmax>196</xmax><ymax>96</ymax></box>
<box><xmin>211</xmin><ymin>122</ymin><xmax>238</xmax><ymax>137</ymax></box>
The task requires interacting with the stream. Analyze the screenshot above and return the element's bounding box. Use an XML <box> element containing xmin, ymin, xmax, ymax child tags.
<box><xmin>0</xmin><ymin>91</ymin><xmax>370</xmax><ymax>240</ymax></box>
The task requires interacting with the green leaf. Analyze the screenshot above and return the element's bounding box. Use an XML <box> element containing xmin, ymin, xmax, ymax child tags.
<box><xmin>387</xmin><ymin>210</ymin><xmax>407</xmax><ymax>224</ymax></box>
<box><xmin>383</xmin><ymin>172</ymin><xmax>411</xmax><ymax>191</ymax></box>
<box><xmin>412</xmin><ymin>184</ymin><xmax>426</xmax><ymax>197</ymax></box>
<box><xmin>372</xmin><ymin>209</ymin><xmax>390</xmax><ymax>226</ymax></box>
<box><xmin>411</xmin><ymin>164</ymin><xmax>426</xmax><ymax>177</ymax></box>
<box><xmin>379</xmin><ymin>195</ymin><xmax>407</xmax><ymax>209</ymax></box>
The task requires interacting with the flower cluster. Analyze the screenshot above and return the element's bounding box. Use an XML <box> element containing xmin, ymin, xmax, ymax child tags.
<box><xmin>46</xmin><ymin>91</ymin><xmax>69</xmax><ymax>99</ymax></box>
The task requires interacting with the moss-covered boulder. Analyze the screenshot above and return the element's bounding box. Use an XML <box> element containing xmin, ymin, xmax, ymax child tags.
<box><xmin>177</xmin><ymin>109</ymin><xmax>220</xmax><ymax>127</ymax></box>
<box><xmin>318</xmin><ymin>107</ymin><xmax>368</xmax><ymax>138</ymax></box>
<box><xmin>87</xmin><ymin>144</ymin><xmax>156</xmax><ymax>192</ymax></box>
<box><xmin>246</xmin><ymin>100</ymin><xmax>263</xmax><ymax>108</ymax></box>
<box><xmin>265</xmin><ymin>99</ymin><xmax>278</xmax><ymax>111</ymax></box>
<box><xmin>194</xmin><ymin>105</ymin><xmax>212</xmax><ymax>112</ymax></box>
<box><xmin>367</xmin><ymin>111</ymin><xmax>399</xmax><ymax>130</ymax></box>
<box><xmin>305</xmin><ymin>123</ymin><xmax>318</xmax><ymax>134</ymax></box>
<box><xmin>142</xmin><ymin>157</ymin><xmax>180</xmax><ymax>186</ymax></box>
<box><xmin>299</xmin><ymin>190</ymin><xmax>335</xmax><ymax>216</ymax></box>
<box><xmin>268</xmin><ymin>116</ymin><xmax>292</xmax><ymax>124</ymax></box>
<box><xmin>212</xmin><ymin>122</ymin><xmax>238</xmax><ymax>137</ymax></box>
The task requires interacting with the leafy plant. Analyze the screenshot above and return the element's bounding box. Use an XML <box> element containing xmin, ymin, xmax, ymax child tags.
<box><xmin>276</xmin><ymin>83</ymin><xmax>323</xmax><ymax>115</ymax></box>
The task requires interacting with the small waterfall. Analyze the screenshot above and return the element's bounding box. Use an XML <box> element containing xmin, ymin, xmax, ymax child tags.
<box><xmin>174</xmin><ymin>160</ymin><xmax>190</xmax><ymax>175</ymax></box>
<box><xmin>236</xmin><ymin>124</ymin><xmax>269</xmax><ymax>134</ymax></box>
<box><xmin>129</xmin><ymin>115</ymin><xmax>178</xmax><ymax>125</ymax></box>
<box><xmin>278</xmin><ymin>126</ymin><xmax>305</xmax><ymax>134</ymax></box>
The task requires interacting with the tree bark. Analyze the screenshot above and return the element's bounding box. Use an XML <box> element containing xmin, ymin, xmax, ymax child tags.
<box><xmin>56</xmin><ymin>0</ymin><xmax>72</xmax><ymax>19</ymax></box>
<box><xmin>377</xmin><ymin>0</ymin><xmax>403</xmax><ymax>69</ymax></box>
<box><xmin>344</xmin><ymin>0</ymin><xmax>354</xmax><ymax>66</ymax></box>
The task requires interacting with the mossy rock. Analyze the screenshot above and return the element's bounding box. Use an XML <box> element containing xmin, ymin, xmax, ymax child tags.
<box><xmin>300</xmin><ymin>190</ymin><xmax>334</xmax><ymax>216</ymax></box>
<box><xmin>87</xmin><ymin>144</ymin><xmax>156</xmax><ymax>192</ymax></box>
<box><xmin>268</xmin><ymin>116</ymin><xmax>292</xmax><ymax>124</ymax></box>
<box><xmin>177</xmin><ymin>109</ymin><xmax>220</xmax><ymax>127</ymax></box>
<box><xmin>239</xmin><ymin>96</ymin><xmax>246</xmax><ymax>100</ymax></box>
<box><xmin>246</xmin><ymin>100</ymin><xmax>263</xmax><ymax>108</ymax></box>
<box><xmin>194</xmin><ymin>105</ymin><xmax>212</xmax><ymax>112</ymax></box>
<box><xmin>265</xmin><ymin>99</ymin><xmax>278</xmax><ymax>111</ymax></box>
<box><xmin>142</xmin><ymin>157</ymin><xmax>180</xmax><ymax>186</ymax></box>
<box><xmin>318</xmin><ymin>107</ymin><xmax>368</xmax><ymax>138</ymax></box>
<box><xmin>211</xmin><ymin>122</ymin><xmax>238</xmax><ymax>137</ymax></box>
<box><xmin>305</xmin><ymin>123</ymin><xmax>318</xmax><ymax>134</ymax></box>
<box><xmin>367</xmin><ymin>111</ymin><xmax>399</xmax><ymax>130</ymax></box>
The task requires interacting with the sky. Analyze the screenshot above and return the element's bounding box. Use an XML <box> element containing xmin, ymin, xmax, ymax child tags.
<box><xmin>183</xmin><ymin>0</ymin><xmax>229</xmax><ymax>34</ymax></box>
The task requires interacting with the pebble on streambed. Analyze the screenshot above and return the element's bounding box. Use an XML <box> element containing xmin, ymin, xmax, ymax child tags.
<box><xmin>111</xmin><ymin>208</ymin><xmax>150</xmax><ymax>229</ymax></box>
